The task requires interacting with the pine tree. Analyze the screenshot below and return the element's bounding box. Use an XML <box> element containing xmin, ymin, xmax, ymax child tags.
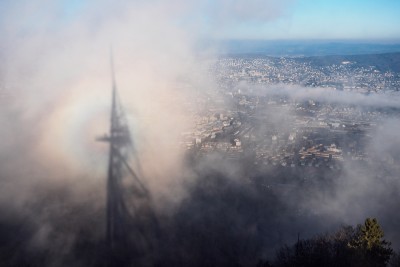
<box><xmin>349</xmin><ymin>217</ymin><xmax>393</xmax><ymax>266</ymax></box>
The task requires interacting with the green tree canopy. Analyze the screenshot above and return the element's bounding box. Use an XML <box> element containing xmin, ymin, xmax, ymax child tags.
<box><xmin>349</xmin><ymin>217</ymin><xmax>393</xmax><ymax>266</ymax></box>
<box><xmin>272</xmin><ymin>218</ymin><xmax>393</xmax><ymax>267</ymax></box>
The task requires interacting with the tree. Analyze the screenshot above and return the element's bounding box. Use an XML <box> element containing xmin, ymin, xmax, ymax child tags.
<box><xmin>271</xmin><ymin>218</ymin><xmax>393</xmax><ymax>267</ymax></box>
<box><xmin>389</xmin><ymin>251</ymin><xmax>400</xmax><ymax>267</ymax></box>
<box><xmin>349</xmin><ymin>217</ymin><xmax>393</xmax><ymax>266</ymax></box>
<box><xmin>273</xmin><ymin>226</ymin><xmax>357</xmax><ymax>267</ymax></box>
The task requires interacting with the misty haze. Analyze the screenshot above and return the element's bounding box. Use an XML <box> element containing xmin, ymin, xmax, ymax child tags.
<box><xmin>1</xmin><ymin>1</ymin><xmax>400</xmax><ymax>267</ymax></box>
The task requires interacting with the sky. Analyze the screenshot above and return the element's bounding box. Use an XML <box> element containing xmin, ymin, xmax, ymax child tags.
<box><xmin>59</xmin><ymin>0</ymin><xmax>400</xmax><ymax>40</ymax></box>
<box><xmin>277</xmin><ymin>0</ymin><xmax>400</xmax><ymax>40</ymax></box>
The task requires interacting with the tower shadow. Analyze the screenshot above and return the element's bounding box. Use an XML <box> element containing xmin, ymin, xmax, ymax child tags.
<box><xmin>97</xmin><ymin>52</ymin><xmax>159</xmax><ymax>267</ymax></box>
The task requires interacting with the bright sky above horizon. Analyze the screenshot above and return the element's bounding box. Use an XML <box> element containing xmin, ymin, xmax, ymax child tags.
<box><xmin>256</xmin><ymin>0</ymin><xmax>400</xmax><ymax>40</ymax></box>
<box><xmin>59</xmin><ymin>0</ymin><xmax>400</xmax><ymax>41</ymax></box>
<box><xmin>218</xmin><ymin>0</ymin><xmax>400</xmax><ymax>40</ymax></box>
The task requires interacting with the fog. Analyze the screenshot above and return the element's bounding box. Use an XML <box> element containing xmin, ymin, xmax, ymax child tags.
<box><xmin>236</xmin><ymin>82</ymin><xmax>400</xmax><ymax>108</ymax></box>
<box><xmin>231</xmin><ymin>82</ymin><xmax>400</xmax><ymax>250</ymax></box>
<box><xmin>0</xmin><ymin>0</ymin><xmax>204</xmax><ymax>206</ymax></box>
<box><xmin>0</xmin><ymin>1</ymin><xmax>203</xmax><ymax>265</ymax></box>
<box><xmin>1</xmin><ymin>1</ymin><xmax>399</xmax><ymax>266</ymax></box>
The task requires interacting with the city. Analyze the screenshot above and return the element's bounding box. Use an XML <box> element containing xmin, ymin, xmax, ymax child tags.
<box><xmin>181</xmin><ymin>53</ymin><xmax>400</xmax><ymax>173</ymax></box>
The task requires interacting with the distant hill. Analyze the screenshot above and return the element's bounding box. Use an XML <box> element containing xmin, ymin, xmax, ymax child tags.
<box><xmin>214</xmin><ymin>40</ymin><xmax>400</xmax><ymax>57</ymax></box>
<box><xmin>219</xmin><ymin>51</ymin><xmax>400</xmax><ymax>74</ymax></box>
<box><xmin>295</xmin><ymin>52</ymin><xmax>400</xmax><ymax>73</ymax></box>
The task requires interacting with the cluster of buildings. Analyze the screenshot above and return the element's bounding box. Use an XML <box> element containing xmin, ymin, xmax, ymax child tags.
<box><xmin>181</xmin><ymin>93</ymin><xmax>376</xmax><ymax>169</ymax></box>
<box><xmin>180</xmin><ymin>55</ymin><xmax>400</xmax><ymax>170</ymax></box>
<box><xmin>213</xmin><ymin>57</ymin><xmax>400</xmax><ymax>92</ymax></box>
